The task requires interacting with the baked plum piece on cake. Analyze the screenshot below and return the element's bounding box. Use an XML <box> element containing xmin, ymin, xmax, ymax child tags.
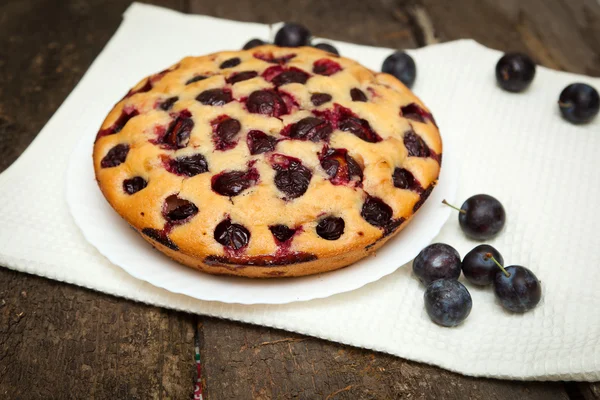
<box><xmin>93</xmin><ymin>45</ymin><xmax>442</xmax><ymax>278</ymax></box>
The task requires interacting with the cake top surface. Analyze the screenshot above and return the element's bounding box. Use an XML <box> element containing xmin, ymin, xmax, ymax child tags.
<box><xmin>93</xmin><ymin>45</ymin><xmax>442</xmax><ymax>263</ymax></box>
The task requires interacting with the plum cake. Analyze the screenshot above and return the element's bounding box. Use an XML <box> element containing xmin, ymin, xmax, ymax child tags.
<box><xmin>93</xmin><ymin>45</ymin><xmax>442</xmax><ymax>278</ymax></box>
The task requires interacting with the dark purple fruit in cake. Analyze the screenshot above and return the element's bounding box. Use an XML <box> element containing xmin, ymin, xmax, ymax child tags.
<box><xmin>243</xmin><ymin>38</ymin><xmax>266</xmax><ymax>50</ymax></box>
<box><xmin>211</xmin><ymin>168</ymin><xmax>259</xmax><ymax>197</ymax></box>
<box><xmin>361</xmin><ymin>196</ymin><xmax>393</xmax><ymax>228</ymax></box>
<box><xmin>274</xmin><ymin>23</ymin><xmax>311</xmax><ymax>47</ymax></box>
<box><xmin>269</xmin><ymin>225</ymin><xmax>296</xmax><ymax>243</ymax></box>
<box><xmin>253</xmin><ymin>52</ymin><xmax>296</xmax><ymax>64</ymax></box>
<box><xmin>558</xmin><ymin>83</ymin><xmax>599</xmax><ymax>124</ymax></box>
<box><xmin>495</xmin><ymin>53</ymin><xmax>536</xmax><ymax>93</ymax></box>
<box><xmin>316</xmin><ymin>216</ymin><xmax>345</xmax><ymax>240</ymax></box>
<box><xmin>196</xmin><ymin>89</ymin><xmax>233</xmax><ymax>106</ymax></box>
<box><xmin>462</xmin><ymin>244</ymin><xmax>504</xmax><ymax>286</ymax></box>
<box><xmin>219</xmin><ymin>57</ymin><xmax>241</xmax><ymax>69</ymax></box>
<box><xmin>413</xmin><ymin>185</ymin><xmax>434</xmax><ymax>212</ymax></box>
<box><xmin>214</xmin><ymin>219</ymin><xmax>250</xmax><ymax>250</ymax></box>
<box><xmin>494</xmin><ymin>265</ymin><xmax>542</xmax><ymax>313</ymax></box>
<box><xmin>162</xmin><ymin>111</ymin><xmax>194</xmax><ymax>149</ymax></box>
<box><xmin>186</xmin><ymin>75</ymin><xmax>207</xmax><ymax>85</ymax></box>
<box><xmin>286</xmin><ymin>117</ymin><xmax>333</xmax><ymax>142</ymax></box>
<box><xmin>163</xmin><ymin>195</ymin><xmax>199</xmax><ymax>223</ymax></box>
<box><xmin>313</xmin><ymin>42</ymin><xmax>339</xmax><ymax>56</ymax></box>
<box><xmin>212</xmin><ymin>116</ymin><xmax>241</xmax><ymax>151</ymax></box>
<box><xmin>272</xmin><ymin>155</ymin><xmax>312</xmax><ymax>199</ymax></box>
<box><xmin>101</xmin><ymin>144</ymin><xmax>130</xmax><ymax>168</ymax></box>
<box><xmin>313</xmin><ymin>58</ymin><xmax>342</xmax><ymax>76</ymax></box>
<box><xmin>272</xmin><ymin>68</ymin><xmax>310</xmax><ymax>86</ymax></box>
<box><xmin>403</xmin><ymin>130</ymin><xmax>430</xmax><ymax>158</ymax></box>
<box><xmin>413</xmin><ymin>243</ymin><xmax>461</xmax><ymax>285</ymax></box>
<box><xmin>382</xmin><ymin>51</ymin><xmax>416</xmax><ymax>88</ymax></box>
<box><xmin>424</xmin><ymin>279</ymin><xmax>472</xmax><ymax>327</ymax></box>
<box><xmin>443</xmin><ymin>194</ymin><xmax>506</xmax><ymax>240</ymax></box>
<box><xmin>167</xmin><ymin>154</ymin><xmax>208</xmax><ymax>177</ymax></box>
<box><xmin>247</xmin><ymin>130</ymin><xmax>278</xmax><ymax>155</ymax></box>
<box><xmin>246</xmin><ymin>90</ymin><xmax>287</xmax><ymax>117</ymax></box>
<box><xmin>310</xmin><ymin>93</ymin><xmax>332</xmax><ymax>106</ymax></box>
<box><xmin>158</xmin><ymin>96</ymin><xmax>178</xmax><ymax>111</ymax></box>
<box><xmin>320</xmin><ymin>148</ymin><xmax>362</xmax><ymax>185</ymax></box>
<box><xmin>350</xmin><ymin>88</ymin><xmax>368</xmax><ymax>102</ymax></box>
<box><xmin>338</xmin><ymin>116</ymin><xmax>380</xmax><ymax>143</ymax></box>
<box><xmin>226</xmin><ymin>71</ymin><xmax>258</xmax><ymax>85</ymax></box>
<box><xmin>400</xmin><ymin>103</ymin><xmax>434</xmax><ymax>125</ymax></box>
<box><xmin>142</xmin><ymin>228</ymin><xmax>178</xmax><ymax>250</ymax></box>
<box><xmin>123</xmin><ymin>176</ymin><xmax>147</xmax><ymax>195</ymax></box>
<box><xmin>97</xmin><ymin>109</ymin><xmax>139</xmax><ymax>139</ymax></box>
<box><xmin>392</xmin><ymin>167</ymin><xmax>422</xmax><ymax>192</ymax></box>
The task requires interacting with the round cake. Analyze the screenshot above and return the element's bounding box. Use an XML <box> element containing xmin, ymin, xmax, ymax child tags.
<box><xmin>93</xmin><ymin>45</ymin><xmax>442</xmax><ymax>278</ymax></box>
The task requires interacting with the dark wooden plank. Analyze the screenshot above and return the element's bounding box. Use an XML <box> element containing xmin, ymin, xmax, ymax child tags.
<box><xmin>0</xmin><ymin>268</ymin><xmax>196</xmax><ymax>399</ymax></box>
<box><xmin>188</xmin><ymin>0</ymin><xmax>418</xmax><ymax>49</ymax></box>
<box><xmin>576</xmin><ymin>382</ymin><xmax>600</xmax><ymax>399</ymax></box>
<box><xmin>0</xmin><ymin>1</ymin><xmax>197</xmax><ymax>399</ymax></box>
<box><xmin>198</xmin><ymin>318</ymin><xmax>569</xmax><ymax>400</ymax></box>
<box><xmin>0</xmin><ymin>0</ymin><xmax>595</xmax><ymax>398</ymax></box>
<box><xmin>417</xmin><ymin>0</ymin><xmax>600</xmax><ymax>76</ymax></box>
<box><xmin>0</xmin><ymin>0</ymin><xmax>184</xmax><ymax>173</ymax></box>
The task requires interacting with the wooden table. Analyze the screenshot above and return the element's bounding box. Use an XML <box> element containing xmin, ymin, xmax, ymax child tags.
<box><xmin>1</xmin><ymin>1</ymin><xmax>599</xmax><ymax>398</ymax></box>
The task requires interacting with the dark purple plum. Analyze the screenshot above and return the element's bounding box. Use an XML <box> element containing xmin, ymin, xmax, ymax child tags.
<box><xmin>196</xmin><ymin>89</ymin><xmax>233</xmax><ymax>106</ymax></box>
<box><xmin>219</xmin><ymin>57</ymin><xmax>241</xmax><ymax>69</ymax></box>
<box><xmin>167</xmin><ymin>154</ymin><xmax>209</xmax><ymax>177</ymax></box>
<box><xmin>269</xmin><ymin>225</ymin><xmax>296</xmax><ymax>243</ymax></box>
<box><xmin>443</xmin><ymin>195</ymin><xmax>506</xmax><ymax>240</ymax></box>
<box><xmin>226</xmin><ymin>71</ymin><xmax>258</xmax><ymax>84</ymax></box>
<box><xmin>247</xmin><ymin>130</ymin><xmax>278</xmax><ymax>155</ymax></box>
<box><xmin>214</xmin><ymin>219</ymin><xmax>250</xmax><ymax>250</ymax></box>
<box><xmin>424</xmin><ymin>279</ymin><xmax>472</xmax><ymax>327</ymax></box>
<box><xmin>243</xmin><ymin>38</ymin><xmax>266</xmax><ymax>50</ymax></box>
<box><xmin>162</xmin><ymin>195</ymin><xmax>199</xmax><ymax>223</ymax></box>
<box><xmin>392</xmin><ymin>168</ymin><xmax>422</xmax><ymax>192</ymax></box>
<box><xmin>316</xmin><ymin>216</ymin><xmax>345</xmax><ymax>240</ymax></box>
<box><xmin>310</xmin><ymin>93</ymin><xmax>332</xmax><ymax>106</ymax></box>
<box><xmin>272</xmin><ymin>156</ymin><xmax>312</xmax><ymax>199</ymax></box>
<box><xmin>462</xmin><ymin>244</ymin><xmax>504</xmax><ymax>286</ymax></box>
<box><xmin>246</xmin><ymin>90</ymin><xmax>287</xmax><ymax>117</ymax></box>
<box><xmin>274</xmin><ymin>23</ymin><xmax>311</xmax><ymax>47</ymax></box>
<box><xmin>403</xmin><ymin>130</ymin><xmax>430</xmax><ymax>158</ymax></box>
<box><xmin>494</xmin><ymin>265</ymin><xmax>542</xmax><ymax>313</ymax></box>
<box><xmin>211</xmin><ymin>168</ymin><xmax>259</xmax><ymax>197</ymax></box>
<box><xmin>162</xmin><ymin>111</ymin><xmax>194</xmax><ymax>149</ymax></box>
<box><xmin>100</xmin><ymin>144</ymin><xmax>129</xmax><ymax>168</ymax></box>
<box><xmin>558</xmin><ymin>83</ymin><xmax>599</xmax><ymax>124</ymax></box>
<box><xmin>286</xmin><ymin>117</ymin><xmax>332</xmax><ymax>142</ymax></box>
<box><xmin>382</xmin><ymin>51</ymin><xmax>416</xmax><ymax>88</ymax></box>
<box><xmin>123</xmin><ymin>176</ymin><xmax>147</xmax><ymax>195</ymax></box>
<box><xmin>360</xmin><ymin>196</ymin><xmax>394</xmax><ymax>229</ymax></box>
<box><xmin>313</xmin><ymin>42</ymin><xmax>339</xmax><ymax>56</ymax></box>
<box><xmin>158</xmin><ymin>96</ymin><xmax>178</xmax><ymax>111</ymax></box>
<box><xmin>413</xmin><ymin>243</ymin><xmax>461</xmax><ymax>285</ymax></box>
<box><xmin>495</xmin><ymin>53</ymin><xmax>536</xmax><ymax>93</ymax></box>
<box><xmin>350</xmin><ymin>88</ymin><xmax>367</xmax><ymax>102</ymax></box>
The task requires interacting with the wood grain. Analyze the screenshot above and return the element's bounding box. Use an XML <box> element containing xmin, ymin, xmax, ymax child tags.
<box><xmin>199</xmin><ymin>318</ymin><xmax>570</xmax><ymax>400</ymax></box>
<box><xmin>0</xmin><ymin>268</ymin><xmax>196</xmax><ymax>399</ymax></box>
<box><xmin>0</xmin><ymin>0</ymin><xmax>598</xmax><ymax>398</ymax></box>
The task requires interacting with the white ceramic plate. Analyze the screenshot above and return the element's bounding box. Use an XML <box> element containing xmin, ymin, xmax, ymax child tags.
<box><xmin>66</xmin><ymin>125</ymin><xmax>457</xmax><ymax>304</ymax></box>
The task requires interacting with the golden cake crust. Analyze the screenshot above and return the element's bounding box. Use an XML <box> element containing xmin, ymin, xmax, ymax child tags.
<box><xmin>93</xmin><ymin>45</ymin><xmax>442</xmax><ymax>278</ymax></box>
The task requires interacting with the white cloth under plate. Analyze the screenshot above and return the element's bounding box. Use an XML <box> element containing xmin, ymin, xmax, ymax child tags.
<box><xmin>1</xmin><ymin>3</ymin><xmax>599</xmax><ymax>381</ymax></box>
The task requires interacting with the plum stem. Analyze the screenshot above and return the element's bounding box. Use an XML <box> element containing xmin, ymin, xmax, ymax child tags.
<box><xmin>442</xmin><ymin>199</ymin><xmax>466</xmax><ymax>214</ymax></box>
<box><xmin>485</xmin><ymin>252</ymin><xmax>510</xmax><ymax>277</ymax></box>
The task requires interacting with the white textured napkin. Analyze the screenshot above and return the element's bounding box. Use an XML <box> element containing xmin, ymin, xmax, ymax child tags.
<box><xmin>1</xmin><ymin>3</ymin><xmax>599</xmax><ymax>381</ymax></box>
